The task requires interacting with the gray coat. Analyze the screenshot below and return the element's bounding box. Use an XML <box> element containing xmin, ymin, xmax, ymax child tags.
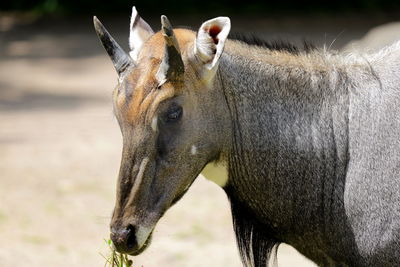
<box><xmin>219</xmin><ymin>38</ymin><xmax>400</xmax><ymax>266</ymax></box>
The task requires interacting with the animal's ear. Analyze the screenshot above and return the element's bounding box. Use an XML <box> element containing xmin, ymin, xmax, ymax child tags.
<box><xmin>129</xmin><ymin>6</ymin><xmax>154</xmax><ymax>61</ymax></box>
<box><xmin>194</xmin><ymin>17</ymin><xmax>231</xmax><ymax>74</ymax></box>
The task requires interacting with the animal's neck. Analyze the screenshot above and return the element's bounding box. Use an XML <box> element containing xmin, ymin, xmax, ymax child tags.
<box><xmin>218</xmin><ymin>41</ymin><xmax>357</xmax><ymax>263</ymax></box>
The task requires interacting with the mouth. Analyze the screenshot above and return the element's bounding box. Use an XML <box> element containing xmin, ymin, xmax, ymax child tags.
<box><xmin>128</xmin><ymin>230</ymin><xmax>153</xmax><ymax>256</ymax></box>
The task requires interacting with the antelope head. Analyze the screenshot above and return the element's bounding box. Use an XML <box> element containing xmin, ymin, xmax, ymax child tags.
<box><xmin>94</xmin><ymin>7</ymin><xmax>231</xmax><ymax>255</ymax></box>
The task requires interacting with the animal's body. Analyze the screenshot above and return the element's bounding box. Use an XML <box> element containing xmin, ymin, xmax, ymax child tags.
<box><xmin>94</xmin><ymin>8</ymin><xmax>400</xmax><ymax>266</ymax></box>
<box><xmin>217</xmin><ymin>39</ymin><xmax>400</xmax><ymax>266</ymax></box>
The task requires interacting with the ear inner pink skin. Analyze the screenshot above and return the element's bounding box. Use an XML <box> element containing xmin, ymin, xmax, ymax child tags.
<box><xmin>208</xmin><ymin>25</ymin><xmax>221</xmax><ymax>44</ymax></box>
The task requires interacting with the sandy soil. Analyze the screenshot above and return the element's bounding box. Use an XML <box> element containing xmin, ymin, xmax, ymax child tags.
<box><xmin>0</xmin><ymin>12</ymin><xmax>398</xmax><ymax>267</ymax></box>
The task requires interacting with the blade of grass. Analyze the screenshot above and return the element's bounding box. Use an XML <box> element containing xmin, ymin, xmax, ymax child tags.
<box><xmin>103</xmin><ymin>238</ymin><xmax>136</xmax><ymax>267</ymax></box>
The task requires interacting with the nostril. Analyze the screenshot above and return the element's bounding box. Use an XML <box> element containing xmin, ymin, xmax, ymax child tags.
<box><xmin>126</xmin><ymin>225</ymin><xmax>137</xmax><ymax>249</ymax></box>
<box><xmin>110</xmin><ymin>225</ymin><xmax>138</xmax><ymax>253</ymax></box>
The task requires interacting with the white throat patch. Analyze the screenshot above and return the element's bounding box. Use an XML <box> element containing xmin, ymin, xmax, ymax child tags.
<box><xmin>201</xmin><ymin>162</ymin><xmax>229</xmax><ymax>187</ymax></box>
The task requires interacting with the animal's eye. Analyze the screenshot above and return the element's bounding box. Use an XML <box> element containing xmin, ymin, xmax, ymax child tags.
<box><xmin>165</xmin><ymin>105</ymin><xmax>182</xmax><ymax>122</ymax></box>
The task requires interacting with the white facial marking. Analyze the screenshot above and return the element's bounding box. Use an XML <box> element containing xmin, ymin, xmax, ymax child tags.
<box><xmin>191</xmin><ymin>145</ymin><xmax>197</xmax><ymax>155</ymax></box>
<box><xmin>201</xmin><ymin>162</ymin><xmax>229</xmax><ymax>187</ymax></box>
<box><xmin>135</xmin><ymin>225</ymin><xmax>153</xmax><ymax>248</ymax></box>
<box><xmin>130</xmin><ymin>157</ymin><xmax>149</xmax><ymax>195</ymax></box>
<box><xmin>151</xmin><ymin>116</ymin><xmax>158</xmax><ymax>132</ymax></box>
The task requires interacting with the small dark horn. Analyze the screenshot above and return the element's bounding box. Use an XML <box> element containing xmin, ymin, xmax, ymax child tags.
<box><xmin>93</xmin><ymin>16</ymin><xmax>134</xmax><ymax>76</ymax></box>
<box><xmin>157</xmin><ymin>15</ymin><xmax>184</xmax><ymax>82</ymax></box>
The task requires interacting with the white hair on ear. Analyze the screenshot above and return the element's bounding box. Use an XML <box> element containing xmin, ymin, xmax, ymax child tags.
<box><xmin>129</xmin><ymin>6</ymin><xmax>154</xmax><ymax>61</ymax></box>
<box><xmin>195</xmin><ymin>28</ymin><xmax>216</xmax><ymax>63</ymax></box>
<box><xmin>194</xmin><ymin>17</ymin><xmax>231</xmax><ymax>70</ymax></box>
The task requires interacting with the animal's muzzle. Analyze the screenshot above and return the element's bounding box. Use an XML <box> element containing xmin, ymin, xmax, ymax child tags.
<box><xmin>110</xmin><ymin>225</ymin><xmax>138</xmax><ymax>254</ymax></box>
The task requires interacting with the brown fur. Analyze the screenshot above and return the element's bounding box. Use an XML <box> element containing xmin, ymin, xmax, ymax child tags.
<box><xmin>114</xmin><ymin>29</ymin><xmax>196</xmax><ymax>124</ymax></box>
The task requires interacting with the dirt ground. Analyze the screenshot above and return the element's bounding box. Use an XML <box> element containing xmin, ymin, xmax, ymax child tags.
<box><xmin>0</xmin><ymin>11</ymin><xmax>398</xmax><ymax>267</ymax></box>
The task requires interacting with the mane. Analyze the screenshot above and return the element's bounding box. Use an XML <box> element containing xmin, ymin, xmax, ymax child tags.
<box><xmin>229</xmin><ymin>32</ymin><xmax>316</xmax><ymax>54</ymax></box>
<box><xmin>226</xmin><ymin>186</ymin><xmax>280</xmax><ymax>267</ymax></box>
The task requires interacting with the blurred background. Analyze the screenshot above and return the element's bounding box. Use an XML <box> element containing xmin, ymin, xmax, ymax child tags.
<box><xmin>1</xmin><ymin>1</ymin><xmax>400</xmax><ymax>266</ymax></box>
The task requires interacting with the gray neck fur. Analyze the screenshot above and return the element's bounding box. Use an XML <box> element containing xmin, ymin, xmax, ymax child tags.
<box><xmin>216</xmin><ymin>40</ymin><xmax>363</xmax><ymax>266</ymax></box>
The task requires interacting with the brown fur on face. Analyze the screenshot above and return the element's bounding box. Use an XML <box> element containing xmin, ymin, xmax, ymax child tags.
<box><xmin>113</xmin><ymin>29</ymin><xmax>197</xmax><ymax>125</ymax></box>
<box><xmin>109</xmin><ymin>19</ymin><xmax>233</xmax><ymax>257</ymax></box>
